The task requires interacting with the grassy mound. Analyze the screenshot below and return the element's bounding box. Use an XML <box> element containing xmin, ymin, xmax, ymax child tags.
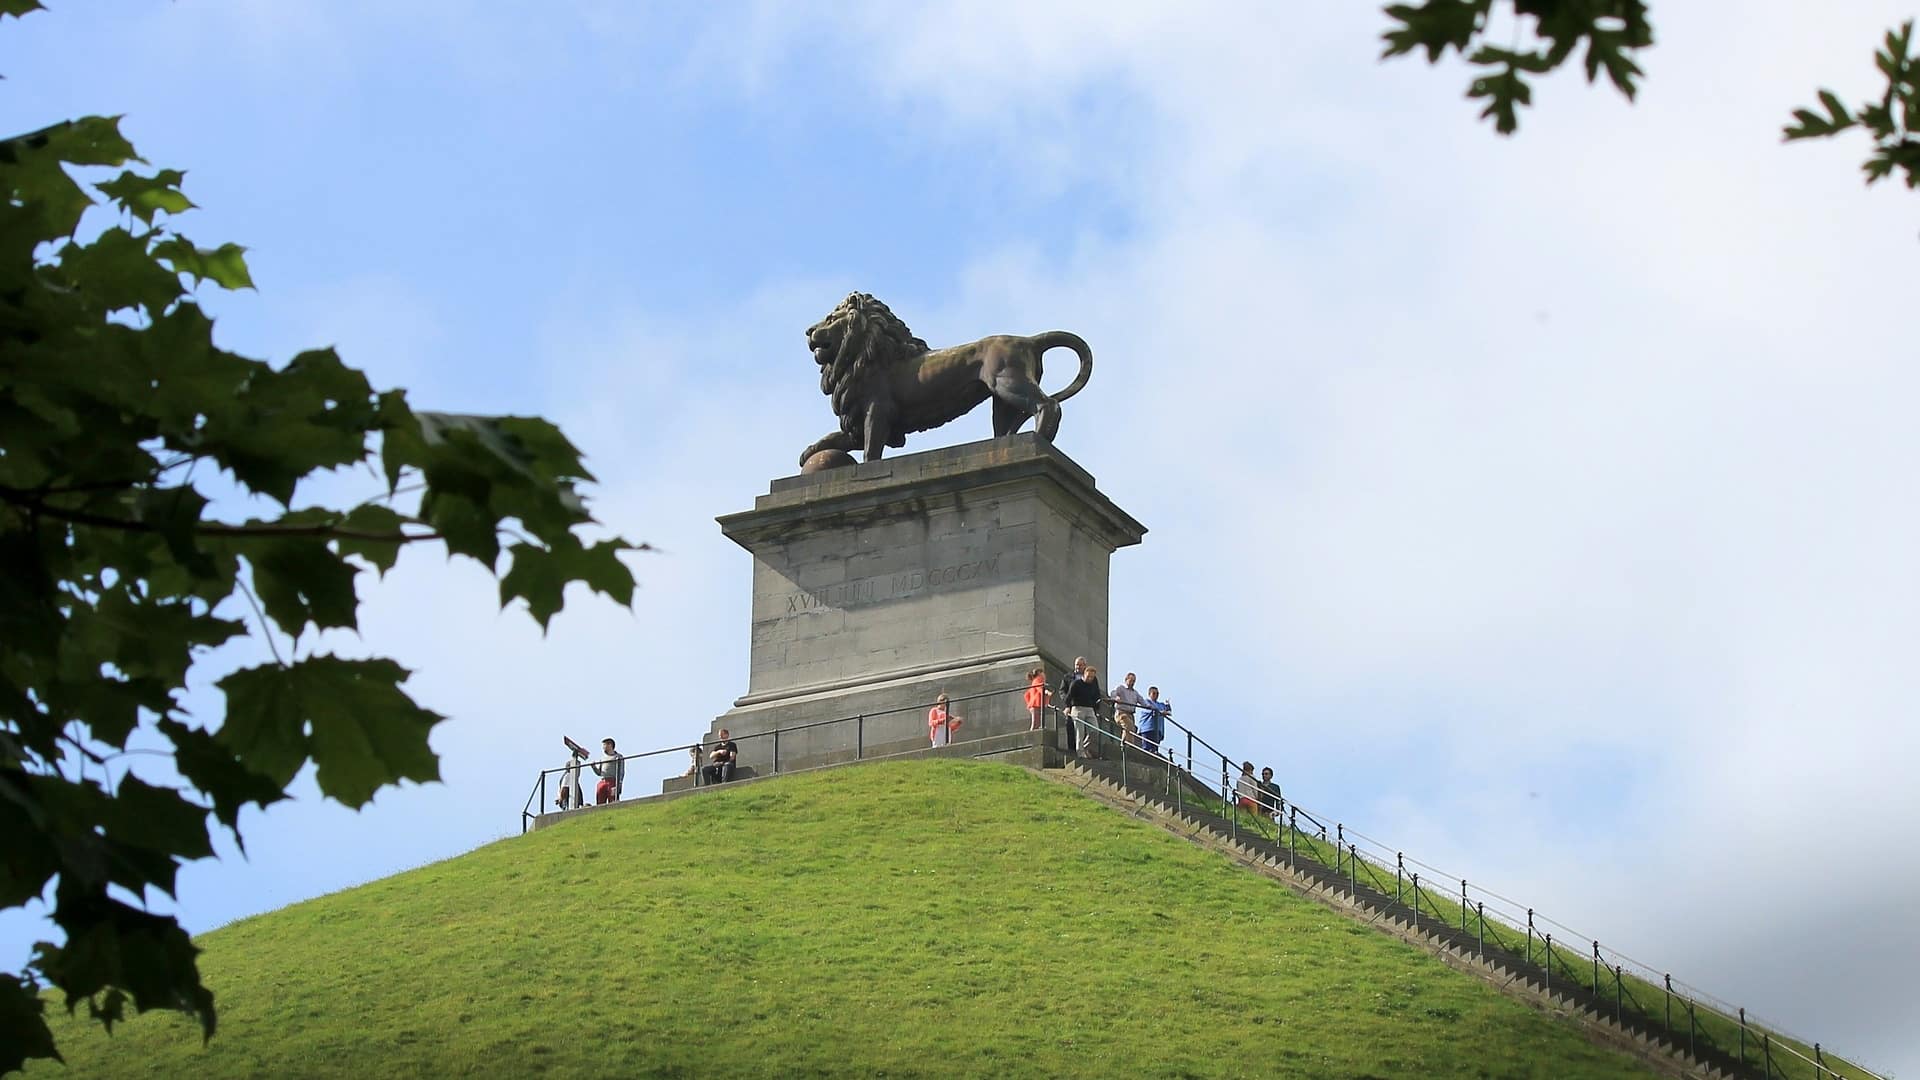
<box><xmin>33</xmin><ymin>761</ymin><xmax>1653</xmax><ymax>1078</ymax></box>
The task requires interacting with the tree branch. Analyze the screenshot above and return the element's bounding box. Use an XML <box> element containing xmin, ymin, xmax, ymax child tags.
<box><xmin>0</xmin><ymin>487</ymin><xmax>442</xmax><ymax>544</ymax></box>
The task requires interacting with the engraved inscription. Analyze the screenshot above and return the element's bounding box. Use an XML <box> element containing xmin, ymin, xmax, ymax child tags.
<box><xmin>785</xmin><ymin>557</ymin><xmax>1000</xmax><ymax>615</ymax></box>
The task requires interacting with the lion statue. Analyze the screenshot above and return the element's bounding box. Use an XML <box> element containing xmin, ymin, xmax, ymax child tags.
<box><xmin>798</xmin><ymin>293</ymin><xmax>1093</xmax><ymax>468</ymax></box>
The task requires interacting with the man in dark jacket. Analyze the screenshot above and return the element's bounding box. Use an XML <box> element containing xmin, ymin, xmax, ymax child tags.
<box><xmin>1057</xmin><ymin>657</ymin><xmax>1087</xmax><ymax>754</ymax></box>
<box><xmin>1064</xmin><ymin>663</ymin><xmax>1106</xmax><ymax>759</ymax></box>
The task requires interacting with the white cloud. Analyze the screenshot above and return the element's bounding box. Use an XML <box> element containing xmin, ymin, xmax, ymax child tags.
<box><xmin>699</xmin><ymin>2</ymin><xmax>1920</xmax><ymax>1070</ymax></box>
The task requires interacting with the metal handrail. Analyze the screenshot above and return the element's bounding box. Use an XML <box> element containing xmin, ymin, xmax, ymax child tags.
<box><xmin>1052</xmin><ymin>704</ymin><xmax>1886</xmax><ymax>1080</ymax></box>
<box><xmin>519</xmin><ymin>683</ymin><xmax>1035</xmax><ymax>831</ymax></box>
<box><xmin>520</xmin><ymin>676</ymin><xmax>1887</xmax><ymax>1079</ymax></box>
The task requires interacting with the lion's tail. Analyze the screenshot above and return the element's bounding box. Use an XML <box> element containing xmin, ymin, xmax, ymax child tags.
<box><xmin>1031</xmin><ymin>331</ymin><xmax>1093</xmax><ymax>402</ymax></box>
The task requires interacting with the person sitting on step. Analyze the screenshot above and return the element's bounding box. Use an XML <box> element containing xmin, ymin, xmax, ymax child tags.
<box><xmin>702</xmin><ymin>729</ymin><xmax>739</xmax><ymax>785</ymax></box>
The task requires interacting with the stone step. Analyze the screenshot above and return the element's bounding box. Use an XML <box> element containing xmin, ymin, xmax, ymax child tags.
<box><xmin>1047</xmin><ymin>760</ymin><xmax>1766</xmax><ymax>1080</ymax></box>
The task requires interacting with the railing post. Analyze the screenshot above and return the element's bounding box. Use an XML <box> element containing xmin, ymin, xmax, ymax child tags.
<box><xmin>1476</xmin><ymin>902</ymin><xmax>1485</xmax><ymax>958</ymax></box>
<box><xmin>1120</xmin><ymin>733</ymin><xmax>1128</xmax><ymax>787</ymax></box>
<box><xmin>1396</xmin><ymin>853</ymin><xmax>1403</xmax><ymax>905</ymax></box>
<box><xmin>1411</xmin><ymin>874</ymin><xmax>1421</xmax><ymax>931</ymax></box>
<box><xmin>1544</xmin><ymin>932</ymin><xmax>1552</xmax><ymax>994</ymax></box>
<box><xmin>540</xmin><ymin>772</ymin><xmax>547</xmax><ymax>813</ymax></box>
<box><xmin>773</xmin><ymin>728</ymin><xmax>781</xmax><ymax>774</ymax></box>
<box><xmin>1460</xmin><ymin>879</ymin><xmax>1468</xmax><ymax>932</ymax></box>
<box><xmin>1591</xmin><ymin>941</ymin><xmax>1600</xmax><ymax>994</ymax></box>
<box><xmin>1816</xmin><ymin>1043</ymin><xmax>1826</xmax><ymax>1080</ymax></box>
<box><xmin>1687</xmin><ymin>1000</ymin><xmax>1696</xmax><ymax>1058</ymax></box>
<box><xmin>1739</xmin><ymin>1007</ymin><xmax>1747</xmax><ymax>1066</ymax></box>
<box><xmin>1763</xmin><ymin>1033</ymin><xmax>1772</xmax><ymax>1077</ymax></box>
<box><xmin>1525</xmin><ymin>909</ymin><xmax>1534</xmax><ymax>966</ymax></box>
<box><xmin>1613</xmin><ymin>965</ymin><xmax>1622</xmax><ymax>1023</ymax></box>
<box><xmin>1186</xmin><ymin>730</ymin><xmax>1193</xmax><ymax>775</ymax></box>
<box><xmin>857</xmin><ymin>714</ymin><xmax>864</xmax><ymax>760</ymax></box>
<box><xmin>1287</xmin><ymin>807</ymin><xmax>1297</xmax><ymax>866</ymax></box>
<box><xmin>1663</xmin><ymin>974</ymin><xmax>1672</xmax><ymax>1034</ymax></box>
<box><xmin>1348</xmin><ymin>844</ymin><xmax>1357</xmax><ymax>895</ymax></box>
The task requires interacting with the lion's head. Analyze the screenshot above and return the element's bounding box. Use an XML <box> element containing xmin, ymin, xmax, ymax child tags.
<box><xmin>806</xmin><ymin>293</ymin><xmax>929</xmax><ymax>421</ymax></box>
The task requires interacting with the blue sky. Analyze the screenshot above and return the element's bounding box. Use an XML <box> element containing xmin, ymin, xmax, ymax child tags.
<box><xmin>7</xmin><ymin>2</ymin><xmax>1918</xmax><ymax>1072</ymax></box>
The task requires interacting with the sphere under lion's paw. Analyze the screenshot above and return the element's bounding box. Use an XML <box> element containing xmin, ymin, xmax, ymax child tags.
<box><xmin>801</xmin><ymin>449</ymin><xmax>857</xmax><ymax>474</ymax></box>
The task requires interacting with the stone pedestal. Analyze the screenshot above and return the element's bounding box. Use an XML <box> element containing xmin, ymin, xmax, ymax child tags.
<box><xmin>695</xmin><ymin>434</ymin><xmax>1145</xmax><ymax>782</ymax></box>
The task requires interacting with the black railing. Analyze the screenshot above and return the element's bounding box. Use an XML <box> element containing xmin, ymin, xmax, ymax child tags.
<box><xmin>519</xmin><ymin>684</ymin><xmax>1039</xmax><ymax>831</ymax></box>
<box><xmin>1053</xmin><ymin>706</ymin><xmax>1886</xmax><ymax>1080</ymax></box>
<box><xmin>519</xmin><ymin>677</ymin><xmax>1886</xmax><ymax>1080</ymax></box>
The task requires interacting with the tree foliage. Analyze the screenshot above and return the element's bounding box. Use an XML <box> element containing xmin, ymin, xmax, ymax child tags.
<box><xmin>1381</xmin><ymin>2</ymin><xmax>1920</xmax><ymax>191</ymax></box>
<box><xmin>0</xmin><ymin>7</ymin><xmax>641</xmax><ymax>1070</ymax></box>
<box><xmin>1784</xmin><ymin>21</ymin><xmax>1920</xmax><ymax>189</ymax></box>
<box><xmin>1380</xmin><ymin>0</ymin><xmax>1653</xmax><ymax>134</ymax></box>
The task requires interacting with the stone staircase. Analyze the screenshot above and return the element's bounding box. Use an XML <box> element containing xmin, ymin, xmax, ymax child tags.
<box><xmin>1050</xmin><ymin>755</ymin><xmax>1774</xmax><ymax>1080</ymax></box>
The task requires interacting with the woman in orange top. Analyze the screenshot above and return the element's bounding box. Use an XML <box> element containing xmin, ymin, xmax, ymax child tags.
<box><xmin>1023</xmin><ymin>667</ymin><xmax>1050</xmax><ymax>730</ymax></box>
<box><xmin>928</xmin><ymin>693</ymin><xmax>963</xmax><ymax>747</ymax></box>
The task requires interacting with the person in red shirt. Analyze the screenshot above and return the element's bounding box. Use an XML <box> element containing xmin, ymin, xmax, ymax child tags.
<box><xmin>928</xmin><ymin>693</ymin><xmax>963</xmax><ymax>747</ymax></box>
<box><xmin>1023</xmin><ymin>667</ymin><xmax>1050</xmax><ymax>730</ymax></box>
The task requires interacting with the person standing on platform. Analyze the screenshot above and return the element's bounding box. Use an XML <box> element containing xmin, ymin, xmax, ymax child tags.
<box><xmin>1138</xmin><ymin>686</ymin><xmax>1171</xmax><ymax>755</ymax></box>
<box><xmin>1110</xmin><ymin>672</ymin><xmax>1145</xmax><ymax>748</ymax></box>
<box><xmin>1057</xmin><ymin>657</ymin><xmax>1088</xmax><ymax>754</ymax></box>
<box><xmin>555</xmin><ymin>751</ymin><xmax>585</xmax><ymax>811</ymax></box>
<box><xmin>1065</xmin><ymin>664</ymin><xmax>1105</xmax><ymax>759</ymax></box>
<box><xmin>592</xmin><ymin>737</ymin><xmax>624</xmax><ymax>804</ymax></box>
<box><xmin>1024</xmin><ymin>667</ymin><xmax>1051</xmax><ymax>731</ymax></box>
<box><xmin>928</xmin><ymin>693</ymin><xmax>964</xmax><ymax>747</ymax></box>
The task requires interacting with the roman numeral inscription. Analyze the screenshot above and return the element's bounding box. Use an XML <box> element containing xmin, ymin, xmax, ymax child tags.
<box><xmin>784</xmin><ymin>557</ymin><xmax>1000</xmax><ymax>615</ymax></box>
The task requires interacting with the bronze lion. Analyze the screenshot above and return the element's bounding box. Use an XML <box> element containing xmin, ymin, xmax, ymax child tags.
<box><xmin>798</xmin><ymin>293</ymin><xmax>1093</xmax><ymax>467</ymax></box>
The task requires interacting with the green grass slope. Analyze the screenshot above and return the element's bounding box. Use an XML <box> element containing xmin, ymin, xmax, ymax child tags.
<box><xmin>34</xmin><ymin>761</ymin><xmax>1657</xmax><ymax>1078</ymax></box>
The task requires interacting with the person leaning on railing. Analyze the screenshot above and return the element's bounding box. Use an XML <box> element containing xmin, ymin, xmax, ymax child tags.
<box><xmin>928</xmin><ymin>692</ymin><xmax>963</xmax><ymax>747</ymax></box>
<box><xmin>1233</xmin><ymin>761</ymin><xmax>1260</xmax><ymax>813</ymax></box>
<box><xmin>1109</xmin><ymin>672</ymin><xmax>1144</xmax><ymax>747</ymax></box>
<box><xmin>1023</xmin><ymin>667</ymin><xmax>1050</xmax><ymax>731</ymax></box>
<box><xmin>1137</xmin><ymin>687</ymin><xmax>1170</xmax><ymax>755</ymax></box>
<box><xmin>1257</xmin><ymin>766</ymin><xmax>1282</xmax><ymax>820</ymax></box>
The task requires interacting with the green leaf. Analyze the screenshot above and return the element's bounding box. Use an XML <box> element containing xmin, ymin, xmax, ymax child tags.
<box><xmin>0</xmin><ymin>973</ymin><xmax>59</xmax><ymax>1074</ymax></box>
<box><xmin>39</xmin><ymin>890</ymin><xmax>215</xmax><ymax>1042</ymax></box>
<box><xmin>499</xmin><ymin>537</ymin><xmax>637</xmax><ymax>630</ymax></box>
<box><xmin>214</xmin><ymin>664</ymin><xmax>313</xmax><ymax>787</ymax></box>
<box><xmin>157</xmin><ymin>718</ymin><xmax>287</xmax><ymax>833</ymax></box>
<box><xmin>24</xmin><ymin>115</ymin><xmax>138</xmax><ymax>168</ymax></box>
<box><xmin>242</xmin><ymin>536</ymin><xmax>360</xmax><ymax>638</ymax></box>
<box><xmin>108</xmin><ymin>775</ymin><xmax>214</xmax><ymax>868</ymax></box>
<box><xmin>53</xmin><ymin>226</ymin><xmax>186</xmax><ymax>316</ymax></box>
<box><xmin>151</xmin><ymin>238</ymin><xmax>254</xmax><ymax>291</ymax></box>
<box><xmin>335</xmin><ymin>503</ymin><xmax>411</xmax><ymax>574</ymax></box>
<box><xmin>1784</xmin><ymin>108</ymin><xmax>1835</xmax><ymax>141</ymax></box>
<box><xmin>0</xmin><ymin>768</ymin><xmax>64</xmax><ymax>908</ymax></box>
<box><xmin>1817</xmin><ymin>89</ymin><xmax>1853</xmax><ymax>127</ymax></box>
<box><xmin>96</xmin><ymin>169</ymin><xmax>195</xmax><ymax>225</ymax></box>
<box><xmin>1380</xmin><ymin>0</ymin><xmax>1483</xmax><ymax>61</ymax></box>
<box><xmin>421</xmin><ymin>491</ymin><xmax>500</xmax><ymax>568</ymax></box>
<box><xmin>217</xmin><ymin>657</ymin><xmax>443</xmax><ymax>807</ymax></box>
<box><xmin>301</xmin><ymin>656</ymin><xmax>443</xmax><ymax>806</ymax></box>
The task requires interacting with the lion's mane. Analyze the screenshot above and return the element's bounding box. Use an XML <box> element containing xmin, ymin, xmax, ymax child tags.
<box><xmin>807</xmin><ymin>293</ymin><xmax>928</xmax><ymax>438</ymax></box>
